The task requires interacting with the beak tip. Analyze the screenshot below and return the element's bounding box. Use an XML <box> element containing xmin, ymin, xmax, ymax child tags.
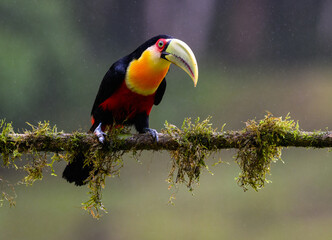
<box><xmin>193</xmin><ymin>76</ymin><xmax>198</xmax><ymax>87</ymax></box>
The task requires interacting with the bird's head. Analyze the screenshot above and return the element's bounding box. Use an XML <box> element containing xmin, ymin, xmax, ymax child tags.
<box><xmin>126</xmin><ymin>35</ymin><xmax>198</xmax><ymax>95</ymax></box>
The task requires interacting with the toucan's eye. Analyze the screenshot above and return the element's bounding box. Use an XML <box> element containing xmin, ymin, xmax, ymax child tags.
<box><xmin>157</xmin><ymin>39</ymin><xmax>165</xmax><ymax>50</ymax></box>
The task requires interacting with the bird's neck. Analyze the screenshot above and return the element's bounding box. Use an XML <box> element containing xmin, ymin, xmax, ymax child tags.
<box><xmin>125</xmin><ymin>49</ymin><xmax>171</xmax><ymax>96</ymax></box>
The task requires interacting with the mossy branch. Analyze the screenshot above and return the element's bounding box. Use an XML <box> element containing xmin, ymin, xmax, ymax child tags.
<box><xmin>0</xmin><ymin>114</ymin><xmax>331</xmax><ymax>218</ymax></box>
<box><xmin>2</xmin><ymin>126</ymin><xmax>331</xmax><ymax>152</ymax></box>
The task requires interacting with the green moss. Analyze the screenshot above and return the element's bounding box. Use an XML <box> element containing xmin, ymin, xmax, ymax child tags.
<box><xmin>0</xmin><ymin>119</ymin><xmax>132</xmax><ymax>218</ymax></box>
<box><xmin>0</xmin><ymin>120</ymin><xmax>19</xmax><ymax>206</ymax></box>
<box><xmin>0</xmin><ymin>120</ymin><xmax>17</xmax><ymax>166</ymax></box>
<box><xmin>0</xmin><ymin>178</ymin><xmax>16</xmax><ymax>207</ymax></box>
<box><xmin>163</xmin><ymin>117</ymin><xmax>219</xmax><ymax>193</ymax></box>
<box><xmin>235</xmin><ymin>113</ymin><xmax>299</xmax><ymax>191</ymax></box>
<box><xmin>21</xmin><ymin>121</ymin><xmax>60</xmax><ymax>185</ymax></box>
<box><xmin>0</xmin><ymin>114</ymin><xmax>329</xmax><ymax>217</ymax></box>
<box><xmin>79</xmin><ymin>126</ymin><xmax>130</xmax><ymax>218</ymax></box>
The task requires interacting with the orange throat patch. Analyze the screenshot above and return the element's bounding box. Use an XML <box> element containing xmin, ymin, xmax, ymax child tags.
<box><xmin>125</xmin><ymin>49</ymin><xmax>171</xmax><ymax>96</ymax></box>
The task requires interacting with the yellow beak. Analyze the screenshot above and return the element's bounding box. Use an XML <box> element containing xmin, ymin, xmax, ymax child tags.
<box><xmin>162</xmin><ymin>39</ymin><xmax>198</xmax><ymax>87</ymax></box>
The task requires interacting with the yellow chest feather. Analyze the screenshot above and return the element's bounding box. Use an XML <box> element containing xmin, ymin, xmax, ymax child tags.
<box><xmin>125</xmin><ymin>49</ymin><xmax>171</xmax><ymax>96</ymax></box>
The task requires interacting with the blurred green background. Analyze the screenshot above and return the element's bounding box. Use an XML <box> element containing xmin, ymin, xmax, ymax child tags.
<box><xmin>1</xmin><ymin>1</ymin><xmax>332</xmax><ymax>239</ymax></box>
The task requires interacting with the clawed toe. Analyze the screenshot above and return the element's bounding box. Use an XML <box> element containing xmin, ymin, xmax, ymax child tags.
<box><xmin>143</xmin><ymin>128</ymin><xmax>159</xmax><ymax>142</ymax></box>
<box><xmin>94</xmin><ymin>123</ymin><xmax>106</xmax><ymax>143</ymax></box>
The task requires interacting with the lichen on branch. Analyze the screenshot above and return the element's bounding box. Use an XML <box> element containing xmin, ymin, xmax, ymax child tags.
<box><xmin>163</xmin><ymin>117</ymin><xmax>221</xmax><ymax>192</ymax></box>
<box><xmin>0</xmin><ymin>114</ymin><xmax>331</xmax><ymax>218</ymax></box>
<box><xmin>235</xmin><ymin>113</ymin><xmax>299</xmax><ymax>191</ymax></box>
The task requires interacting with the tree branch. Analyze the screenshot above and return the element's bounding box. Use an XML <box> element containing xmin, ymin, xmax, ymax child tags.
<box><xmin>0</xmin><ymin>115</ymin><xmax>331</xmax><ymax>218</ymax></box>
<box><xmin>3</xmin><ymin>130</ymin><xmax>332</xmax><ymax>153</ymax></box>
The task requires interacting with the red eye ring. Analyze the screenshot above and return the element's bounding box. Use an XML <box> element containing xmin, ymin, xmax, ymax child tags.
<box><xmin>156</xmin><ymin>39</ymin><xmax>166</xmax><ymax>50</ymax></box>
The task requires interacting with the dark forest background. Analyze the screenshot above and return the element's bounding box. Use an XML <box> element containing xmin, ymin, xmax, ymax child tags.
<box><xmin>1</xmin><ymin>1</ymin><xmax>332</xmax><ymax>239</ymax></box>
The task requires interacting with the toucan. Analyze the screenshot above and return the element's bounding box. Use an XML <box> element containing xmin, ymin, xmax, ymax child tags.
<box><xmin>62</xmin><ymin>35</ymin><xmax>198</xmax><ymax>186</ymax></box>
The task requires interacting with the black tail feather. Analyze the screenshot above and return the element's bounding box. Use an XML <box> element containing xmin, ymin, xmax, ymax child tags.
<box><xmin>62</xmin><ymin>153</ymin><xmax>92</xmax><ymax>186</ymax></box>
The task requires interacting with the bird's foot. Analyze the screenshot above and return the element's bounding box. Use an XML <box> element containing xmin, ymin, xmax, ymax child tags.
<box><xmin>94</xmin><ymin>123</ymin><xmax>106</xmax><ymax>143</ymax></box>
<box><xmin>142</xmin><ymin>128</ymin><xmax>159</xmax><ymax>142</ymax></box>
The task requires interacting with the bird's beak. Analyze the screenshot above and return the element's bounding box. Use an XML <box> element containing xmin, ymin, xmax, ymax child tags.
<box><xmin>161</xmin><ymin>39</ymin><xmax>198</xmax><ymax>87</ymax></box>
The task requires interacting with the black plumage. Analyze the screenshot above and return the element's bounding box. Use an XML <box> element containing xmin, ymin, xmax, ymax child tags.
<box><xmin>63</xmin><ymin>35</ymin><xmax>172</xmax><ymax>186</ymax></box>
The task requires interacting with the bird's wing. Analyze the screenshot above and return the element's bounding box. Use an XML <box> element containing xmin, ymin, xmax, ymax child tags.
<box><xmin>91</xmin><ymin>58</ymin><xmax>128</xmax><ymax>115</ymax></box>
<box><xmin>154</xmin><ymin>78</ymin><xmax>166</xmax><ymax>105</ymax></box>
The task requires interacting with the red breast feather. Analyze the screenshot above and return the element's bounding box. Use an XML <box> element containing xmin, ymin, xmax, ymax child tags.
<box><xmin>99</xmin><ymin>81</ymin><xmax>155</xmax><ymax>123</ymax></box>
